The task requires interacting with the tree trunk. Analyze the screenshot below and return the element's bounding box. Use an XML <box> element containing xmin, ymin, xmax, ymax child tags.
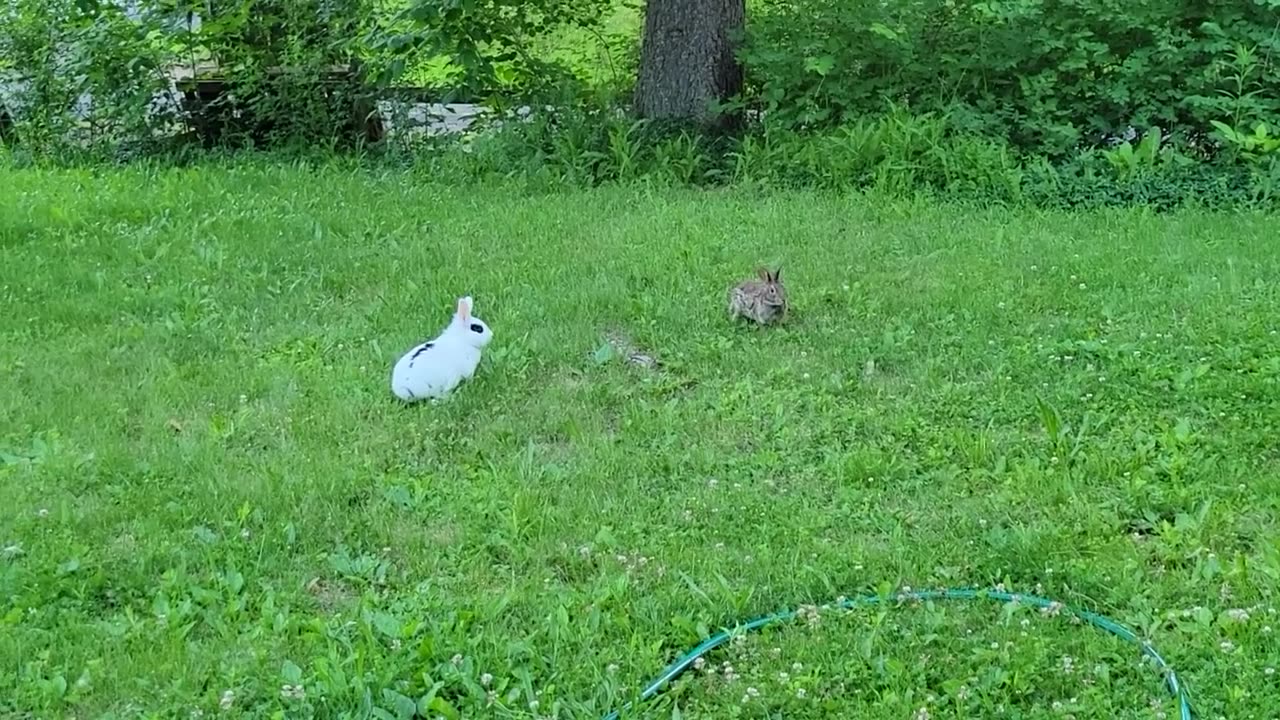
<box><xmin>634</xmin><ymin>0</ymin><xmax>745</xmax><ymax>128</ymax></box>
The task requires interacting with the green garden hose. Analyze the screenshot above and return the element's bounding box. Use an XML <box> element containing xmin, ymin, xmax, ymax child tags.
<box><xmin>601</xmin><ymin>587</ymin><xmax>1194</xmax><ymax>720</ymax></box>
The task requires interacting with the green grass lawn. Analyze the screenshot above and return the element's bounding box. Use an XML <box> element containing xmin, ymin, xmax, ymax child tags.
<box><xmin>1</xmin><ymin>161</ymin><xmax>1278</xmax><ymax>719</ymax></box>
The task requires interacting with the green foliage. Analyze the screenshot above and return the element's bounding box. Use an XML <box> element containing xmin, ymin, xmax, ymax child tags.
<box><xmin>180</xmin><ymin>0</ymin><xmax>384</xmax><ymax>148</ymax></box>
<box><xmin>727</xmin><ymin>112</ymin><xmax>1024</xmax><ymax>201</ymax></box>
<box><xmin>531</xmin><ymin>5</ymin><xmax>642</xmax><ymax>96</ymax></box>
<box><xmin>1099</xmin><ymin>128</ymin><xmax>1180</xmax><ymax>181</ymax></box>
<box><xmin>0</xmin><ymin>0</ymin><xmax>387</xmax><ymax>155</ymax></box>
<box><xmin>1021</xmin><ymin>149</ymin><xmax>1274</xmax><ymax>211</ymax></box>
<box><xmin>444</xmin><ymin>107</ymin><xmax>729</xmax><ymax>186</ymax></box>
<box><xmin>0</xmin><ymin>0</ymin><xmax>179</xmax><ymax>157</ymax></box>
<box><xmin>741</xmin><ymin>0</ymin><xmax>1280</xmax><ymax>155</ymax></box>
<box><xmin>1212</xmin><ymin>120</ymin><xmax>1280</xmax><ymax>163</ymax></box>
<box><xmin>418</xmin><ymin>104</ymin><xmax>1278</xmax><ymax>211</ymax></box>
<box><xmin>418</xmin><ymin>106</ymin><xmax>1025</xmax><ymax>200</ymax></box>
<box><xmin>1184</xmin><ymin>41</ymin><xmax>1280</xmax><ymax>135</ymax></box>
<box><xmin>377</xmin><ymin>0</ymin><xmax>624</xmax><ymax>101</ymax></box>
<box><xmin>3</xmin><ymin>0</ymin><xmax>1279</xmax><ymax>213</ymax></box>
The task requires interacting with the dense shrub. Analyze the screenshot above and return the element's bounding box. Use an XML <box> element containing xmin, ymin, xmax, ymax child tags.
<box><xmin>1023</xmin><ymin>148</ymin><xmax>1280</xmax><ymax>211</ymax></box>
<box><xmin>741</xmin><ymin>0</ymin><xmax>1280</xmax><ymax>156</ymax></box>
<box><xmin>184</xmin><ymin>0</ymin><xmax>383</xmax><ymax>148</ymax></box>
<box><xmin>0</xmin><ymin>0</ymin><xmax>180</xmax><ymax>157</ymax></box>
<box><xmin>0</xmin><ymin>0</ymin><xmax>387</xmax><ymax>156</ymax></box>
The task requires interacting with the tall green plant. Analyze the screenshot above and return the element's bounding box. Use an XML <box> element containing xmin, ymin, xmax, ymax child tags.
<box><xmin>1198</xmin><ymin>44</ymin><xmax>1280</xmax><ymax>164</ymax></box>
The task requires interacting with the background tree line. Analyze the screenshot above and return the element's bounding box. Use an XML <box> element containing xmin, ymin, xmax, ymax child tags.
<box><xmin>1</xmin><ymin>0</ymin><xmax>1278</xmax><ymax>207</ymax></box>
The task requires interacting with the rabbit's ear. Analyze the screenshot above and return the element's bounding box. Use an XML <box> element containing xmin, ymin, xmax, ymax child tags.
<box><xmin>756</xmin><ymin>267</ymin><xmax>770</xmax><ymax>281</ymax></box>
<box><xmin>457</xmin><ymin>296</ymin><xmax>472</xmax><ymax>321</ymax></box>
<box><xmin>771</xmin><ymin>266</ymin><xmax>782</xmax><ymax>283</ymax></box>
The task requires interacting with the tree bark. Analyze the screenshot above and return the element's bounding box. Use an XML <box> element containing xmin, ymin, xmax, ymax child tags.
<box><xmin>634</xmin><ymin>0</ymin><xmax>745</xmax><ymax>128</ymax></box>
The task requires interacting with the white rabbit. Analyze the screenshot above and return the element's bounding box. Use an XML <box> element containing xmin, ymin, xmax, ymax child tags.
<box><xmin>390</xmin><ymin>296</ymin><xmax>493</xmax><ymax>402</ymax></box>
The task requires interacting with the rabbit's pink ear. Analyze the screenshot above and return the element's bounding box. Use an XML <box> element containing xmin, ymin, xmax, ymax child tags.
<box><xmin>457</xmin><ymin>296</ymin><xmax>472</xmax><ymax>321</ymax></box>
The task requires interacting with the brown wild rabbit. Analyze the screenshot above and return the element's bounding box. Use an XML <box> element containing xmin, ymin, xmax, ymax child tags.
<box><xmin>727</xmin><ymin>266</ymin><xmax>788</xmax><ymax>325</ymax></box>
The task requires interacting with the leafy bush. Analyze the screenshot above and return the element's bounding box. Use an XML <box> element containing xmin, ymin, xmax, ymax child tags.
<box><xmin>0</xmin><ymin>0</ymin><xmax>180</xmax><ymax>157</ymax></box>
<box><xmin>378</xmin><ymin>0</ymin><xmax>622</xmax><ymax>101</ymax></box>
<box><xmin>0</xmin><ymin>0</ymin><xmax>388</xmax><ymax>155</ymax></box>
<box><xmin>741</xmin><ymin>0</ymin><xmax>1280</xmax><ymax>156</ymax></box>
<box><xmin>181</xmin><ymin>0</ymin><xmax>384</xmax><ymax>149</ymax></box>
